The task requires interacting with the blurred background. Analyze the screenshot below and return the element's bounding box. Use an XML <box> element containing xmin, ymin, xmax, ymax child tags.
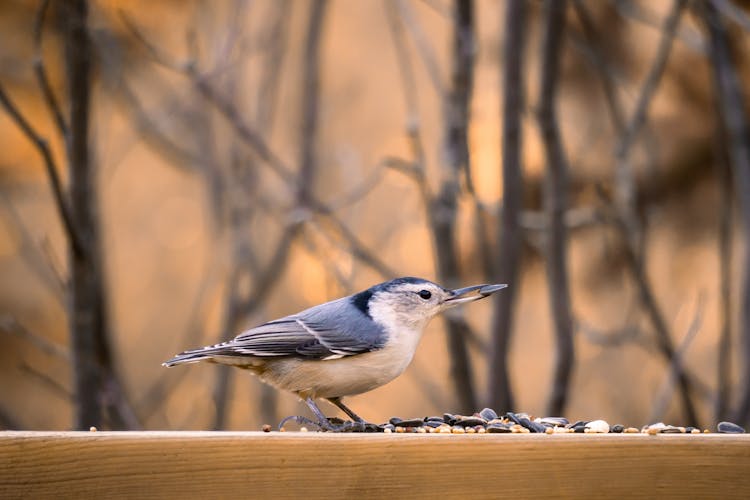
<box><xmin>1</xmin><ymin>0</ymin><xmax>749</xmax><ymax>431</ymax></box>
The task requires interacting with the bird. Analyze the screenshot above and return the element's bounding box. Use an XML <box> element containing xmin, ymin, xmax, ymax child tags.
<box><xmin>163</xmin><ymin>277</ymin><xmax>507</xmax><ymax>431</ymax></box>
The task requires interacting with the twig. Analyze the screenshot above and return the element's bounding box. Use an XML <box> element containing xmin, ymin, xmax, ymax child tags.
<box><xmin>648</xmin><ymin>295</ymin><xmax>705</xmax><ymax>424</ymax></box>
<box><xmin>598</xmin><ymin>188</ymin><xmax>700</xmax><ymax>427</ymax></box>
<box><xmin>612</xmin><ymin>0</ymin><xmax>705</xmax><ymax>53</ymax></box>
<box><xmin>571</xmin><ymin>0</ymin><xmax>627</xmax><ymax>135</ymax></box>
<box><xmin>701</xmin><ymin>1</ymin><xmax>750</xmax><ymax>426</ymax></box>
<box><xmin>0</xmin><ymin>315</ymin><xmax>69</xmax><ymax>360</ymax></box>
<box><xmin>614</xmin><ymin>0</ymin><xmax>686</xmax><ymax>247</ymax></box>
<box><xmin>488</xmin><ymin>0</ymin><xmax>526</xmax><ymax>413</ymax></box>
<box><xmin>578</xmin><ymin>321</ymin><xmax>642</xmax><ymax>347</ymax></box>
<box><xmin>0</xmin><ymin>83</ymin><xmax>83</xmax><ymax>256</ymax></box>
<box><xmin>615</xmin><ymin>0</ymin><xmax>686</xmax><ymax>165</ymax></box>
<box><xmin>537</xmin><ymin>0</ymin><xmax>574</xmax><ymax>417</ymax></box>
<box><xmin>0</xmin><ymin>197</ymin><xmax>66</xmax><ymax>299</ymax></box>
<box><xmin>33</xmin><ymin>0</ymin><xmax>69</xmax><ymax>142</ymax></box>
<box><xmin>19</xmin><ymin>361</ymin><xmax>72</xmax><ymax>400</ymax></box>
<box><xmin>394</xmin><ymin>0</ymin><xmax>446</xmax><ymax>97</ymax></box>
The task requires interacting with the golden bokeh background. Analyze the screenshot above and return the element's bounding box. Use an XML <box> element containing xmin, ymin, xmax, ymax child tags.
<box><xmin>1</xmin><ymin>0</ymin><xmax>747</xmax><ymax>430</ymax></box>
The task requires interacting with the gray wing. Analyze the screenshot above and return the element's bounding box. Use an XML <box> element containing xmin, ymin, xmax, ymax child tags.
<box><xmin>222</xmin><ymin>297</ymin><xmax>386</xmax><ymax>360</ymax></box>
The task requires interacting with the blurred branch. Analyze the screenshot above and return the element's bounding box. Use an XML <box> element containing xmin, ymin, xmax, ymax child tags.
<box><xmin>578</xmin><ymin>321</ymin><xmax>642</xmax><ymax>347</ymax></box>
<box><xmin>701</xmin><ymin>1</ymin><xmax>750</xmax><ymax>426</ymax></box>
<box><xmin>716</xmin><ymin>134</ymin><xmax>733</xmax><ymax>423</ymax></box>
<box><xmin>612</xmin><ymin>0</ymin><xmax>705</xmax><ymax>53</ymax></box>
<box><xmin>0</xmin><ymin>84</ymin><xmax>83</xmax><ymax>256</ymax></box>
<box><xmin>488</xmin><ymin>0</ymin><xmax>526</xmax><ymax>413</ymax></box>
<box><xmin>33</xmin><ymin>0</ymin><xmax>69</xmax><ymax>145</ymax></box>
<box><xmin>615</xmin><ymin>0</ymin><xmax>686</xmax><ymax>191</ymax></box>
<box><xmin>598</xmin><ymin>188</ymin><xmax>700</xmax><ymax>427</ymax></box>
<box><xmin>0</xmin><ymin>315</ymin><xmax>69</xmax><ymax>360</ymax></box>
<box><xmin>137</xmin><ymin>257</ymin><xmax>218</xmax><ymax>421</ymax></box>
<box><xmin>122</xmin><ymin>12</ymin><xmax>395</xmax><ymax>280</ymax></box>
<box><xmin>385</xmin><ymin>0</ymin><xmax>479</xmax><ymax>413</ymax></box>
<box><xmin>571</xmin><ymin>0</ymin><xmax>627</xmax><ymax>134</ymax></box>
<box><xmin>648</xmin><ymin>294</ymin><xmax>704</xmax><ymax>424</ymax></box>
<box><xmin>614</xmin><ymin>0</ymin><xmax>686</xmax><ymax>251</ymax></box>
<box><xmin>394</xmin><ymin>0</ymin><xmax>445</xmax><ymax>97</ymax></box>
<box><xmin>520</xmin><ymin>207</ymin><xmax>604</xmax><ymax>232</ymax></box>
<box><xmin>0</xmin><ymin>197</ymin><xmax>66</xmax><ymax>299</ymax></box>
<box><xmin>537</xmin><ymin>0</ymin><xmax>574</xmax><ymax>417</ymax></box>
<box><xmin>19</xmin><ymin>361</ymin><xmax>72</xmax><ymax>400</ymax></box>
<box><xmin>213</xmin><ymin>0</ymin><xmax>328</xmax><ymax>429</ymax></box>
<box><xmin>712</xmin><ymin>0</ymin><xmax>750</xmax><ymax>32</ymax></box>
<box><xmin>64</xmin><ymin>0</ymin><xmax>138</xmax><ymax>430</ymax></box>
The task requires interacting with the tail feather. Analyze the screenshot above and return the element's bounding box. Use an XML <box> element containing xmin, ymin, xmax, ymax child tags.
<box><xmin>163</xmin><ymin>342</ymin><xmax>235</xmax><ymax>367</ymax></box>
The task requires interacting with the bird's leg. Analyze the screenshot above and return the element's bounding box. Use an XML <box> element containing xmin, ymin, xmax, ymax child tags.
<box><xmin>326</xmin><ymin>397</ymin><xmax>365</xmax><ymax>423</ymax></box>
<box><xmin>279</xmin><ymin>398</ymin><xmax>368</xmax><ymax>432</ymax></box>
<box><xmin>304</xmin><ymin>397</ymin><xmax>353</xmax><ymax>432</ymax></box>
<box><xmin>278</xmin><ymin>414</ymin><xmax>320</xmax><ymax>431</ymax></box>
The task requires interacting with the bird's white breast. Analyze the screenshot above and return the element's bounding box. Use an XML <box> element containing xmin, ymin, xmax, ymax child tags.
<box><xmin>257</xmin><ymin>323</ymin><xmax>426</xmax><ymax>399</ymax></box>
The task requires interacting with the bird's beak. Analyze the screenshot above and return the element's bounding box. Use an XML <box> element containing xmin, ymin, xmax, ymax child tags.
<box><xmin>443</xmin><ymin>283</ymin><xmax>508</xmax><ymax>307</ymax></box>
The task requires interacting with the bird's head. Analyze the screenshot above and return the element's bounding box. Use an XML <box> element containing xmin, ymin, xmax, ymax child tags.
<box><xmin>363</xmin><ymin>277</ymin><xmax>507</xmax><ymax>331</ymax></box>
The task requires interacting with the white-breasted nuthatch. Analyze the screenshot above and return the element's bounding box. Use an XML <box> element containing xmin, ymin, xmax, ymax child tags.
<box><xmin>164</xmin><ymin>277</ymin><xmax>506</xmax><ymax>430</ymax></box>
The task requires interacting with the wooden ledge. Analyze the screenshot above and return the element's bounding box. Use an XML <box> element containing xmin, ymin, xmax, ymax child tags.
<box><xmin>1</xmin><ymin>431</ymin><xmax>749</xmax><ymax>499</ymax></box>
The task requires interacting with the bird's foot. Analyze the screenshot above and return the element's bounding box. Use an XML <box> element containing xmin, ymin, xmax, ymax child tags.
<box><xmin>278</xmin><ymin>415</ymin><xmax>375</xmax><ymax>432</ymax></box>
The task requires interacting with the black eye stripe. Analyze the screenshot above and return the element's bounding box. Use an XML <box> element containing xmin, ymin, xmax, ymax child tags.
<box><xmin>418</xmin><ymin>290</ymin><xmax>432</xmax><ymax>300</ymax></box>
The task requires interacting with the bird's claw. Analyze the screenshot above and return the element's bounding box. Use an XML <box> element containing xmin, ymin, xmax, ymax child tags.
<box><xmin>278</xmin><ymin>415</ymin><xmax>375</xmax><ymax>432</ymax></box>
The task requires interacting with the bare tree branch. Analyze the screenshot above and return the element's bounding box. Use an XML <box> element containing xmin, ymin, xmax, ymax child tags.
<box><xmin>488</xmin><ymin>0</ymin><xmax>526</xmax><ymax>413</ymax></box>
<box><xmin>716</xmin><ymin>133</ymin><xmax>733</xmax><ymax>423</ymax></box>
<box><xmin>0</xmin><ymin>84</ymin><xmax>83</xmax><ymax>256</ymax></box>
<box><xmin>394</xmin><ymin>0</ymin><xmax>445</xmax><ymax>97</ymax></box>
<box><xmin>598</xmin><ymin>187</ymin><xmax>700</xmax><ymax>427</ymax></box>
<box><xmin>701</xmin><ymin>0</ymin><xmax>750</xmax><ymax>426</ymax></box>
<box><xmin>649</xmin><ymin>295</ymin><xmax>705</xmax><ymax>424</ymax></box>
<box><xmin>537</xmin><ymin>0</ymin><xmax>574</xmax><ymax>417</ymax></box>
<box><xmin>33</xmin><ymin>0</ymin><xmax>69</xmax><ymax>143</ymax></box>
<box><xmin>0</xmin><ymin>315</ymin><xmax>69</xmax><ymax>360</ymax></box>
<box><xmin>64</xmin><ymin>0</ymin><xmax>139</xmax><ymax>430</ymax></box>
<box><xmin>614</xmin><ymin>0</ymin><xmax>686</xmax><ymax>247</ymax></box>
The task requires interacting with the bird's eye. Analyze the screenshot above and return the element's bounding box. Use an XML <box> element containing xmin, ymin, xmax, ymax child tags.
<box><xmin>418</xmin><ymin>290</ymin><xmax>432</xmax><ymax>300</ymax></box>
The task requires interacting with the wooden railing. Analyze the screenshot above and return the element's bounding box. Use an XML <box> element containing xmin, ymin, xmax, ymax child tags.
<box><xmin>1</xmin><ymin>431</ymin><xmax>749</xmax><ymax>498</ymax></box>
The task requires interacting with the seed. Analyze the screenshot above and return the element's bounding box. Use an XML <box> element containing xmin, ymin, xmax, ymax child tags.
<box><xmin>396</xmin><ymin>426</ymin><xmax>405</xmax><ymax>433</ymax></box>
<box><xmin>456</xmin><ymin>417</ymin><xmax>487</xmax><ymax>427</ymax></box>
<box><xmin>262</xmin><ymin>424</ymin><xmax>271</xmax><ymax>432</ymax></box>
<box><xmin>394</xmin><ymin>418</ymin><xmax>424</xmax><ymax>427</ymax></box>
<box><xmin>717</xmin><ymin>421</ymin><xmax>746</xmax><ymax>434</ymax></box>
<box><xmin>585</xmin><ymin>420</ymin><xmax>610</xmax><ymax>433</ymax></box>
<box><xmin>466</xmin><ymin>427</ymin><xmax>476</xmax><ymax>434</ymax></box>
<box><xmin>479</xmin><ymin>408</ymin><xmax>498</xmax><ymax>421</ymax></box>
<box><xmin>477</xmin><ymin>427</ymin><xmax>486</xmax><ymax>434</ymax></box>
<box><xmin>384</xmin><ymin>427</ymin><xmax>392</xmax><ymax>434</ymax></box>
<box><xmin>452</xmin><ymin>426</ymin><xmax>466</xmax><ymax>434</ymax></box>
<box><xmin>89</xmin><ymin>426</ymin><xmax>97</xmax><ymax>432</ymax></box>
<box><xmin>610</xmin><ymin>424</ymin><xmax>624</xmax><ymax>433</ymax></box>
<box><xmin>624</xmin><ymin>427</ymin><xmax>639</xmax><ymax>433</ymax></box>
<box><xmin>545</xmin><ymin>427</ymin><xmax>553</xmax><ymax>435</ymax></box>
<box><xmin>300</xmin><ymin>427</ymin><xmax>308</xmax><ymax>432</ymax></box>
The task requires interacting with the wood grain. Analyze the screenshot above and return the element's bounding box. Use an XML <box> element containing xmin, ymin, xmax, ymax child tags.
<box><xmin>1</xmin><ymin>432</ymin><xmax>749</xmax><ymax>499</ymax></box>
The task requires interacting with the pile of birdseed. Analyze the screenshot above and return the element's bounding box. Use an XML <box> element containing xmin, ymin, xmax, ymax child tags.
<box><xmin>263</xmin><ymin>408</ymin><xmax>747</xmax><ymax>434</ymax></box>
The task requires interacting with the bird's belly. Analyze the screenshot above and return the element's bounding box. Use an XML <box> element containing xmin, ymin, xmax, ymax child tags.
<box><xmin>262</xmin><ymin>346</ymin><xmax>415</xmax><ymax>399</ymax></box>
